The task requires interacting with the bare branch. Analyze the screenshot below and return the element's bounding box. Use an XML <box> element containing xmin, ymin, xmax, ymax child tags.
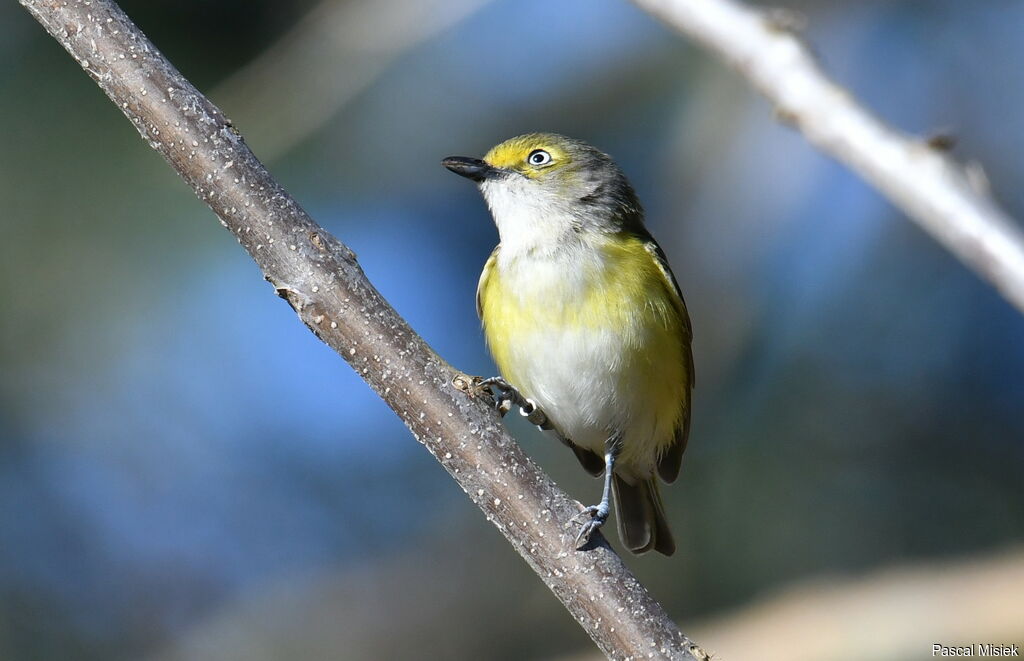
<box><xmin>18</xmin><ymin>1</ymin><xmax>708</xmax><ymax>659</ymax></box>
<box><xmin>632</xmin><ymin>0</ymin><xmax>1024</xmax><ymax>315</ymax></box>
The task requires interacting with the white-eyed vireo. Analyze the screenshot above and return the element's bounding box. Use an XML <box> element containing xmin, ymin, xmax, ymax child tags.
<box><xmin>443</xmin><ymin>133</ymin><xmax>693</xmax><ymax>556</ymax></box>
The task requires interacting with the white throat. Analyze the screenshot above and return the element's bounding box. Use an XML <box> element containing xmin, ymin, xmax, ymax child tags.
<box><xmin>480</xmin><ymin>177</ymin><xmax>577</xmax><ymax>262</ymax></box>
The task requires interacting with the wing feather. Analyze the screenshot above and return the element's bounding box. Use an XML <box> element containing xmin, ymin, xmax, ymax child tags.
<box><xmin>642</xmin><ymin>238</ymin><xmax>694</xmax><ymax>484</ymax></box>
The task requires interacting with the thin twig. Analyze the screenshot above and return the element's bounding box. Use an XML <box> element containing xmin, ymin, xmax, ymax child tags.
<box><xmin>18</xmin><ymin>1</ymin><xmax>708</xmax><ymax>659</ymax></box>
<box><xmin>632</xmin><ymin>0</ymin><xmax>1024</xmax><ymax>315</ymax></box>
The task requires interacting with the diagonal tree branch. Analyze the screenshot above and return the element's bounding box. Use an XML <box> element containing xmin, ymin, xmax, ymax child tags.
<box><xmin>632</xmin><ymin>0</ymin><xmax>1024</xmax><ymax>316</ymax></box>
<box><xmin>18</xmin><ymin>1</ymin><xmax>708</xmax><ymax>659</ymax></box>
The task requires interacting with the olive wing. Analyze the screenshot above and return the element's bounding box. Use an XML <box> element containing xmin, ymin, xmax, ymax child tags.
<box><xmin>642</xmin><ymin>238</ymin><xmax>694</xmax><ymax>484</ymax></box>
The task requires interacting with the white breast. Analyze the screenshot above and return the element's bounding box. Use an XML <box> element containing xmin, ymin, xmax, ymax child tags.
<box><xmin>492</xmin><ymin>247</ymin><xmax>666</xmax><ymax>478</ymax></box>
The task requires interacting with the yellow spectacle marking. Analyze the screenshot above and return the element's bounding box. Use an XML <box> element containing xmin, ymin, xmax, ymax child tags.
<box><xmin>483</xmin><ymin>133</ymin><xmax>571</xmax><ymax>177</ymax></box>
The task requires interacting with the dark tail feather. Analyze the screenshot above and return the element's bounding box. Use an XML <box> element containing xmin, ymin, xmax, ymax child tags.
<box><xmin>648</xmin><ymin>480</ymin><xmax>676</xmax><ymax>556</ymax></box>
<box><xmin>612</xmin><ymin>475</ymin><xmax>676</xmax><ymax>556</ymax></box>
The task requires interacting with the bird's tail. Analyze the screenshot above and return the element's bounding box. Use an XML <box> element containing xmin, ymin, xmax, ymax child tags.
<box><xmin>612</xmin><ymin>475</ymin><xmax>675</xmax><ymax>556</ymax></box>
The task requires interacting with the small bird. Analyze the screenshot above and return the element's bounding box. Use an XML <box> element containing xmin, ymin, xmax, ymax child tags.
<box><xmin>443</xmin><ymin>133</ymin><xmax>693</xmax><ymax>556</ymax></box>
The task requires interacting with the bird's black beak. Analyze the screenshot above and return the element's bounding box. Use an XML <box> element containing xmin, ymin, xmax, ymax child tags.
<box><xmin>442</xmin><ymin>156</ymin><xmax>499</xmax><ymax>182</ymax></box>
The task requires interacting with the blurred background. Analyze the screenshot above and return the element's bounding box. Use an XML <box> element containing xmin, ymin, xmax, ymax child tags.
<box><xmin>1</xmin><ymin>0</ymin><xmax>1023</xmax><ymax>659</ymax></box>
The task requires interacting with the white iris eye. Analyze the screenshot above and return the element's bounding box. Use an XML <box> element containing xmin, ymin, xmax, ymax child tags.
<box><xmin>527</xmin><ymin>149</ymin><xmax>552</xmax><ymax>166</ymax></box>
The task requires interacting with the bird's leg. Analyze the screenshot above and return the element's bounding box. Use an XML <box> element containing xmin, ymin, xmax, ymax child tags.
<box><xmin>573</xmin><ymin>435</ymin><xmax>621</xmax><ymax>549</ymax></box>
<box><xmin>479</xmin><ymin>376</ymin><xmax>553</xmax><ymax>429</ymax></box>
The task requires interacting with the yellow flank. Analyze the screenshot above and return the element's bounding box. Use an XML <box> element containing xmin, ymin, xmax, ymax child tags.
<box><xmin>478</xmin><ymin>233</ymin><xmax>689</xmax><ymax>467</ymax></box>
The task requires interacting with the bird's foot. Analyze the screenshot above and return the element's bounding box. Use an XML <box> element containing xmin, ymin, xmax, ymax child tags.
<box><xmin>452</xmin><ymin>374</ymin><xmax>513</xmax><ymax>416</ymax></box>
<box><xmin>477</xmin><ymin>376</ymin><xmax>524</xmax><ymax>417</ymax></box>
<box><xmin>571</xmin><ymin>501</ymin><xmax>610</xmax><ymax>550</ymax></box>
<box><xmin>478</xmin><ymin>376</ymin><xmax>552</xmax><ymax>428</ymax></box>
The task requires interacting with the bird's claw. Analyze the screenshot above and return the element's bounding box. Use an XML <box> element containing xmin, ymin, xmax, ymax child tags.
<box><xmin>478</xmin><ymin>377</ymin><xmax>553</xmax><ymax>429</ymax></box>
<box><xmin>571</xmin><ymin>503</ymin><xmax>610</xmax><ymax>549</ymax></box>
<box><xmin>478</xmin><ymin>376</ymin><xmax>522</xmax><ymax>414</ymax></box>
